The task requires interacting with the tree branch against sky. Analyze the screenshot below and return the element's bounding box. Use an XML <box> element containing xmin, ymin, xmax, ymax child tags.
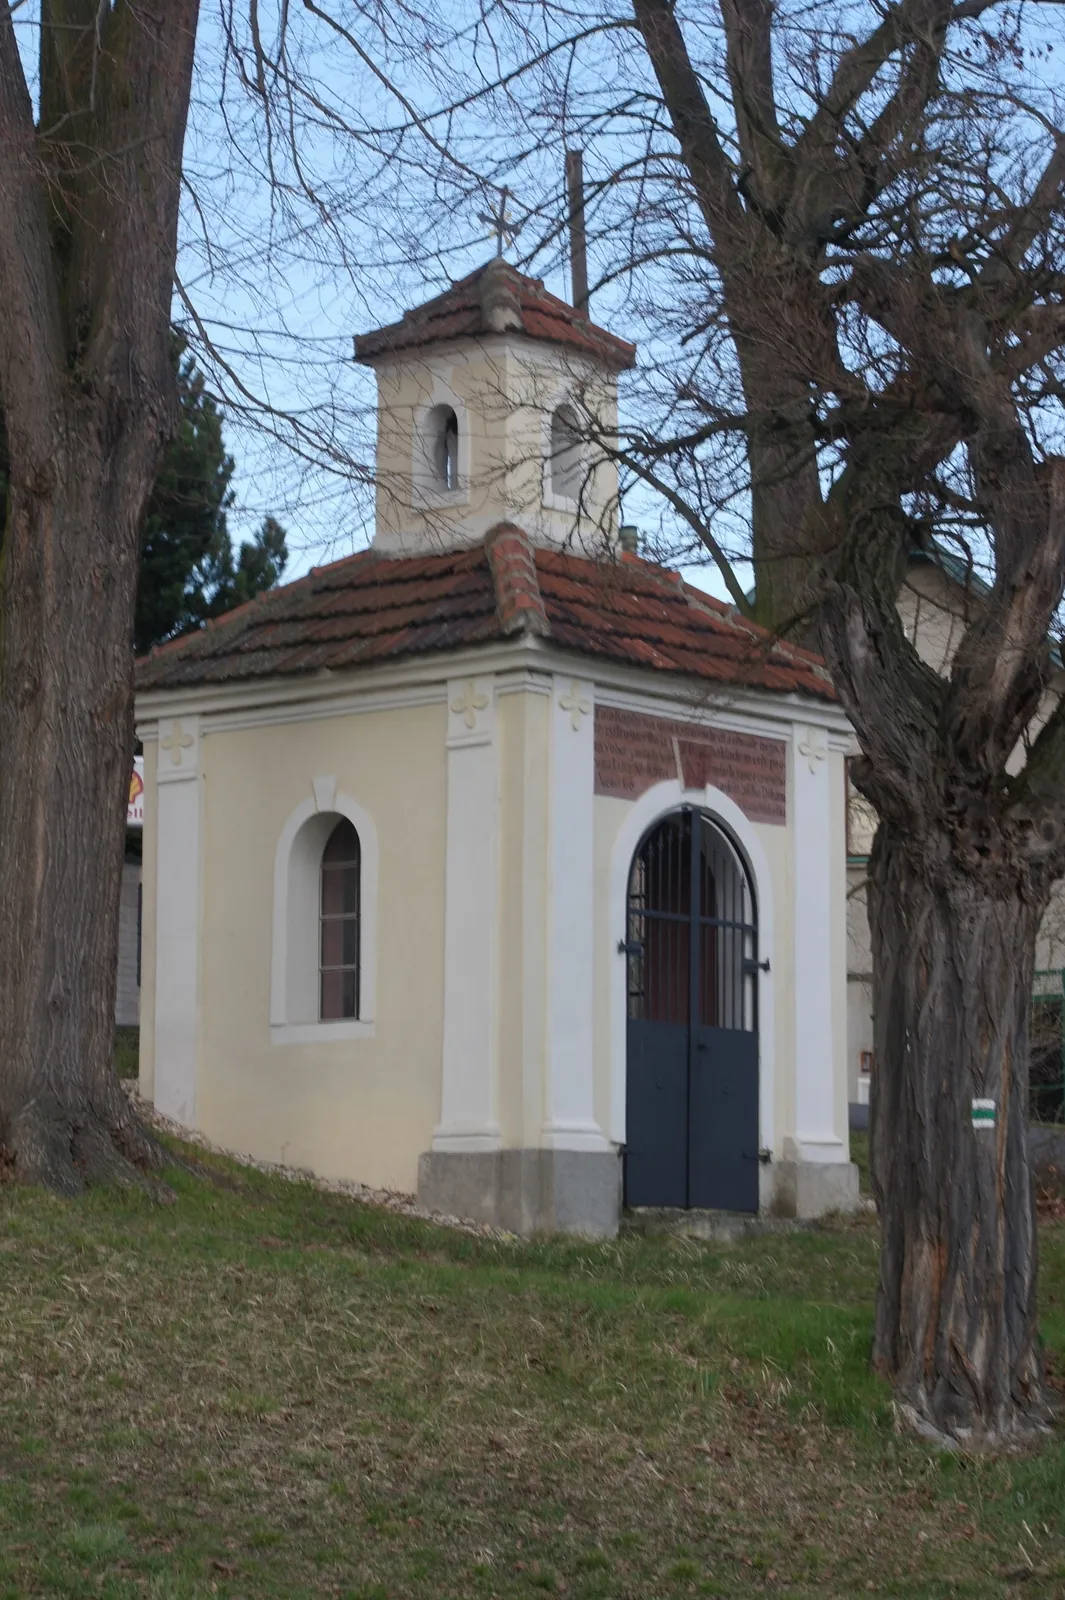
<box><xmin>6</xmin><ymin>0</ymin><xmax>1065</xmax><ymax>1451</ymax></box>
<box><xmin>265</xmin><ymin>0</ymin><xmax>1065</xmax><ymax>1446</ymax></box>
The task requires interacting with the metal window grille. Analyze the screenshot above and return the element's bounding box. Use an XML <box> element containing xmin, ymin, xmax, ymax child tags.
<box><xmin>319</xmin><ymin>818</ymin><xmax>361</xmax><ymax>1021</ymax></box>
<box><xmin>626</xmin><ymin>809</ymin><xmax>757</xmax><ymax>1033</ymax></box>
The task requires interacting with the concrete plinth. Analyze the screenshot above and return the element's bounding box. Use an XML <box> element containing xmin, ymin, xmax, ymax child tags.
<box><xmin>418</xmin><ymin>1147</ymin><xmax>622</xmax><ymax>1237</ymax></box>
<box><xmin>771</xmin><ymin>1159</ymin><xmax>860</xmax><ymax>1219</ymax></box>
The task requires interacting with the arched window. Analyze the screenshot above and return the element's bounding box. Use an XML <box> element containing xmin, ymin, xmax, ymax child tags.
<box><xmin>549</xmin><ymin>405</ymin><xmax>581</xmax><ymax>500</ymax></box>
<box><xmin>428</xmin><ymin>404</ymin><xmax>459</xmax><ymax>491</ymax></box>
<box><xmin>271</xmin><ymin>790</ymin><xmax>378</xmax><ymax>1041</ymax></box>
<box><xmin>320</xmin><ymin>818</ymin><xmax>361</xmax><ymax>1020</ymax></box>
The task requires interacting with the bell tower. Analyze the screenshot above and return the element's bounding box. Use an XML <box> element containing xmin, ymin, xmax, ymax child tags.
<box><xmin>354</xmin><ymin>259</ymin><xmax>636</xmax><ymax>556</ymax></box>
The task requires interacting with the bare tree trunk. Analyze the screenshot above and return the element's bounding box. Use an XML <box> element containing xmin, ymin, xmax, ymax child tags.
<box><xmin>0</xmin><ymin>1</ymin><xmax>198</xmax><ymax>1190</ymax></box>
<box><xmin>742</xmin><ymin>379</ymin><xmax>823</xmax><ymax>635</ymax></box>
<box><xmin>868</xmin><ymin>821</ymin><xmax>1052</xmax><ymax>1445</ymax></box>
<box><xmin>0</xmin><ymin>400</ymin><xmax>164</xmax><ymax>1190</ymax></box>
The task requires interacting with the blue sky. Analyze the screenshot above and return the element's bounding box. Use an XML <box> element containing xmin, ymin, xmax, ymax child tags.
<box><xmin>19</xmin><ymin>1</ymin><xmax>1058</xmax><ymax>608</ymax></box>
<box><xmin>166</xmin><ymin>1</ymin><xmax>745</xmax><ymax>598</ymax></box>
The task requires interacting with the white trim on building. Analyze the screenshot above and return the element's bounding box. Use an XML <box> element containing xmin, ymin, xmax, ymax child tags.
<box><xmin>270</xmin><ymin>779</ymin><xmax>379</xmax><ymax>1045</ymax></box>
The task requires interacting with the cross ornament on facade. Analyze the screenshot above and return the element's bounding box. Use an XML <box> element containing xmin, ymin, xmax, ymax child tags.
<box><xmin>559</xmin><ymin>681</ymin><xmax>591</xmax><ymax>732</ymax></box>
<box><xmin>451</xmin><ymin>679</ymin><xmax>490</xmax><ymax>730</ymax></box>
<box><xmin>161</xmin><ymin>720</ymin><xmax>195</xmax><ymax>767</ymax></box>
<box><xmin>798</xmin><ymin>728</ymin><xmax>827</xmax><ymax>776</ymax></box>
<box><xmin>477</xmin><ymin>186</ymin><xmax>522</xmax><ymax>258</ymax></box>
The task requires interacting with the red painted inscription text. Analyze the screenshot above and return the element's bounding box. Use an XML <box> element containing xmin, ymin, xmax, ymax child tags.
<box><xmin>594</xmin><ymin>705</ymin><xmax>787</xmax><ymax>825</ymax></box>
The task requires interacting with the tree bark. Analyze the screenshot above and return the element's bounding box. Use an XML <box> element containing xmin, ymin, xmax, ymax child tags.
<box><xmin>630</xmin><ymin>0</ymin><xmax>1065</xmax><ymax>1447</ymax></box>
<box><xmin>741</xmin><ymin>371</ymin><xmax>823</xmax><ymax>635</ymax></box>
<box><xmin>868</xmin><ymin>819</ymin><xmax>1052</xmax><ymax>1445</ymax></box>
<box><xmin>0</xmin><ymin>397</ymin><xmax>167</xmax><ymax>1190</ymax></box>
<box><xmin>0</xmin><ymin>1</ymin><xmax>199</xmax><ymax>1190</ymax></box>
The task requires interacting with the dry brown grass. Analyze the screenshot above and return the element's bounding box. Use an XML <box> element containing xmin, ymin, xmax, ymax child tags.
<box><xmin>0</xmin><ymin>1138</ymin><xmax>1063</xmax><ymax>1597</ymax></box>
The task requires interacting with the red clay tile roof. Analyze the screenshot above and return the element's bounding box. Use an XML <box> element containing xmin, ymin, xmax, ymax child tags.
<box><xmin>136</xmin><ymin>525</ymin><xmax>835</xmax><ymax>703</ymax></box>
<box><xmin>354</xmin><ymin>259</ymin><xmax>637</xmax><ymax>372</ymax></box>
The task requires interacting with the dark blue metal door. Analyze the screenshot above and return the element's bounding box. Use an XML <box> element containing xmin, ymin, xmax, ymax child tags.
<box><xmin>625</xmin><ymin>1022</ymin><xmax>688</xmax><ymax>1207</ymax></box>
<box><xmin>624</xmin><ymin>809</ymin><xmax>760</xmax><ymax>1212</ymax></box>
<box><xmin>689</xmin><ymin>1026</ymin><xmax>759</xmax><ymax>1211</ymax></box>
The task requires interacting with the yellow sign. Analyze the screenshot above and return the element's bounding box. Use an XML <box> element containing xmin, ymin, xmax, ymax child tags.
<box><xmin>127</xmin><ymin>758</ymin><xmax>144</xmax><ymax>828</ymax></box>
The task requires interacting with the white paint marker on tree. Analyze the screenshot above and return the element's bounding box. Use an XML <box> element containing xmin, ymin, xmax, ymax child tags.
<box><xmin>971</xmin><ymin>1099</ymin><xmax>996</xmax><ymax>1129</ymax></box>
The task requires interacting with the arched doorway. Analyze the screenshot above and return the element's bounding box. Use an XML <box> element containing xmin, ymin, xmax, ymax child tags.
<box><xmin>624</xmin><ymin>807</ymin><xmax>760</xmax><ymax>1212</ymax></box>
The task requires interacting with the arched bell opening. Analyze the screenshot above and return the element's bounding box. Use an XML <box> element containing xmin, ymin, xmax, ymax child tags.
<box><xmin>427</xmin><ymin>403</ymin><xmax>459</xmax><ymax>491</ymax></box>
<box><xmin>624</xmin><ymin>807</ymin><xmax>760</xmax><ymax>1212</ymax></box>
<box><xmin>549</xmin><ymin>404</ymin><xmax>581</xmax><ymax>500</ymax></box>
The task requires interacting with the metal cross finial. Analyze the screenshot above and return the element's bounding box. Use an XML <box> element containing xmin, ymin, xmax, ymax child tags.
<box><xmin>477</xmin><ymin>186</ymin><xmax>521</xmax><ymax>258</ymax></box>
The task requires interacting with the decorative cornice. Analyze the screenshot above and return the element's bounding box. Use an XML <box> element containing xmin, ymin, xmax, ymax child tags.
<box><xmin>137</xmin><ymin>635</ymin><xmax>852</xmax><ymax>742</ymax></box>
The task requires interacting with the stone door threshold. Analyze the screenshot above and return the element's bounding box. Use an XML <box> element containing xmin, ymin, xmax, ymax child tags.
<box><xmin>622</xmin><ymin>1207</ymin><xmax>817</xmax><ymax>1243</ymax></box>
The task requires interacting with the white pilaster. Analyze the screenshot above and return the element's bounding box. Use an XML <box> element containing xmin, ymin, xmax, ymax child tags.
<box><xmin>543</xmin><ymin>676</ymin><xmax>610</xmax><ymax>1152</ymax></box>
<box><xmin>153</xmin><ymin>715</ymin><xmax>203</xmax><ymax>1128</ymax></box>
<box><xmin>789</xmin><ymin>722</ymin><xmax>847</xmax><ymax>1163</ymax></box>
<box><xmin>433</xmin><ymin>676</ymin><xmax>502</xmax><ymax>1151</ymax></box>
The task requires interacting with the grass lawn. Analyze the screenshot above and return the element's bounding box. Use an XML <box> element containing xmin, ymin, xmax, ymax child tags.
<box><xmin>1</xmin><ymin>1141</ymin><xmax>1064</xmax><ymax>1599</ymax></box>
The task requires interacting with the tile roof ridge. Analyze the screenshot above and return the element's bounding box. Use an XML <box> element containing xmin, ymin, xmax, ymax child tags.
<box><xmin>203</xmin><ymin>549</ymin><xmax>372</xmax><ymax>633</ymax></box>
<box><xmin>676</xmin><ymin>575</ymin><xmax>833</xmax><ymax>677</ymax></box>
<box><xmin>307</xmin><ymin>546</ymin><xmax>379</xmax><ymax>579</ymax></box>
<box><xmin>677</xmin><ymin>578</ymin><xmax>749</xmax><ymax>628</ymax></box>
<box><xmin>485</xmin><ymin>522</ymin><xmax>551</xmax><ymax>639</ymax></box>
<box><xmin>616</xmin><ymin>553</ymin><xmax>833</xmax><ymax>678</ymax></box>
<box><xmin>140</xmin><ymin>627</ymin><xmax>199</xmax><ymax>663</ymax></box>
<box><xmin>136</xmin><ymin>548</ymin><xmax>383</xmax><ymax>669</ymax></box>
<box><xmin>355</xmin><ymin>259</ymin><xmax>637</xmax><ymax>369</ymax></box>
<box><xmin>200</xmin><ymin>573</ymin><xmax>309</xmax><ymax>645</ymax></box>
<box><xmin>138</xmin><ymin>577</ymin><xmax>292</xmax><ymax>665</ymax></box>
<box><xmin>618</xmin><ymin>549</ymin><xmax>687</xmax><ymax>597</ymax></box>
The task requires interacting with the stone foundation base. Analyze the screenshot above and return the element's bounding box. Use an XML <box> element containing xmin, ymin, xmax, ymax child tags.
<box><xmin>770</xmin><ymin>1160</ymin><xmax>860</xmax><ymax>1219</ymax></box>
<box><xmin>418</xmin><ymin>1148</ymin><xmax>622</xmax><ymax>1237</ymax></box>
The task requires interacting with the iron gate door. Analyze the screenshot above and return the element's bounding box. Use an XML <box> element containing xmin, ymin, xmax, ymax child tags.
<box><xmin>624</xmin><ymin>809</ymin><xmax>760</xmax><ymax>1212</ymax></box>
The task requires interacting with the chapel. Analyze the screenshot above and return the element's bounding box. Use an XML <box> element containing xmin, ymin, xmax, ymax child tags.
<box><xmin>134</xmin><ymin>258</ymin><xmax>858</xmax><ymax>1235</ymax></box>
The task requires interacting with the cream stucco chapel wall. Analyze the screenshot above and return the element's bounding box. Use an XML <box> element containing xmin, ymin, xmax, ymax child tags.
<box><xmin>140</xmin><ymin>657</ymin><xmax>854</xmax><ymax>1223</ymax></box>
<box><xmin>138</xmin><ymin>739</ymin><xmax>158</xmax><ymax>1103</ymax></box>
<box><xmin>135</xmin><ymin>253</ymin><xmax>859</xmax><ymax>1232</ymax></box>
<box><xmin>188</xmin><ymin>701</ymin><xmax>448</xmax><ymax>1192</ymax></box>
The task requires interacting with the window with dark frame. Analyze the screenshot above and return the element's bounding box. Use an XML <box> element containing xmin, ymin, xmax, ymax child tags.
<box><xmin>319</xmin><ymin>818</ymin><xmax>361</xmax><ymax>1021</ymax></box>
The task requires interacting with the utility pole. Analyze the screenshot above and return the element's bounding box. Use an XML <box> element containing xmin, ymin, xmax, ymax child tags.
<box><xmin>565</xmin><ymin>150</ymin><xmax>589</xmax><ymax>316</ymax></box>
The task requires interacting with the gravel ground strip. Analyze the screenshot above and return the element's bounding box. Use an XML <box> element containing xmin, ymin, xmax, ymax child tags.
<box><xmin>125</xmin><ymin>1082</ymin><xmax>509</xmax><ymax>1239</ymax></box>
